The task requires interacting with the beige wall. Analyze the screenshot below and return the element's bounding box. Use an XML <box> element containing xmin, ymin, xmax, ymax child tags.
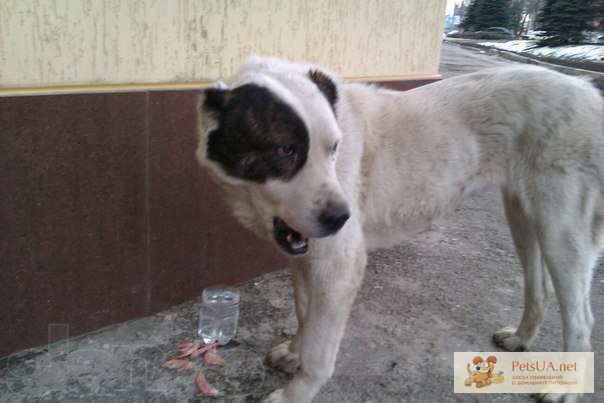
<box><xmin>0</xmin><ymin>0</ymin><xmax>446</xmax><ymax>90</ymax></box>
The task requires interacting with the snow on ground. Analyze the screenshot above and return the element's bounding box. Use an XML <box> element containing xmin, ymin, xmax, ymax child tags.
<box><xmin>480</xmin><ymin>40</ymin><xmax>604</xmax><ymax>62</ymax></box>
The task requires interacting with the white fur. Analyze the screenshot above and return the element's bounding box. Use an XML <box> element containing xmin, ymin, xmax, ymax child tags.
<box><xmin>197</xmin><ymin>56</ymin><xmax>604</xmax><ymax>403</ymax></box>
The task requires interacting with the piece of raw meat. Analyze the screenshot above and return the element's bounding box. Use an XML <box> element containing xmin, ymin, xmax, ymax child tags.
<box><xmin>195</xmin><ymin>372</ymin><xmax>219</xmax><ymax>396</ymax></box>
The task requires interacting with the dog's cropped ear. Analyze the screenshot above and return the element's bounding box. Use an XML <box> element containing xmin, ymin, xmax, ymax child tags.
<box><xmin>202</xmin><ymin>88</ymin><xmax>231</xmax><ymax>112</ymax></box>
<box><xmin>486</xmin><ymin>356</ymin><xmax>497</xmax><ymax>364</ymax></box>
<box><xmin>472</xmin><ymin>356</ymin><xmax>483</xmax><ymax>365</ymax></box>
<box><xmin>308</xmin><ymin>69</ymin><xmax>337</xmax><ymax>112</ymax></box>
<box><xmin>198</xmin><ymin>87</ymin><xmax>230</xmax><ymax>136</ymax></box>
<box><xmin>197</xmin><ymin>87</ymin><xmax>230</xmax><ymax>165</ymax></box>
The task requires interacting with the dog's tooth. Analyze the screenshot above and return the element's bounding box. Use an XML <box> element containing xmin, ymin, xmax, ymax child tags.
<box><xmin>291</xmin><ymin>239</ymin><xmax>307</xmax><ymax>250</ymax></box>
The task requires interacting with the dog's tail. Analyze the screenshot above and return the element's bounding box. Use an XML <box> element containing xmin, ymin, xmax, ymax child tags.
<box><xmin>467</xmin><ymin>363</ymin><xmax>472</xmax><ymax>376</ymax></box>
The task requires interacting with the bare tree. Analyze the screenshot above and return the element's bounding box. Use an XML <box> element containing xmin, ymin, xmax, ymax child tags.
<box><xmin>526</xmin><ymin>0</ymin><xmax>543</xmax><ymax>31</ymax></box>
<box><xmin>509</xmin><ymin>0</ymin><xmax>543</xmax><ymax>36</ymax></box>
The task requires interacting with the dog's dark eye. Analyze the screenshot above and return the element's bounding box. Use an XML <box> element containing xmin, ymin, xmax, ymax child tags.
<box><xmin>331</xmin><ymin>142</ymin><xmax>339</xmax><ymax>154</ymax></box>
<box><xmin>275</xmin><ymin>145</ymin><xmax>296</xmax><ymax>158</ymax></box>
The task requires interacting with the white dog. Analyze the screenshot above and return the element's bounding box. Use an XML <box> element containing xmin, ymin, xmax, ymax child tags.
<box><xmin>196</xmin><ymin>56</ymin><xmax>604</xmax><ymax>403</ymax></box>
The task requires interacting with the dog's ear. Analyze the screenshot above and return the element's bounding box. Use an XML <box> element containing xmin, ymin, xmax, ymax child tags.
<box><xmin>487</xmin><ymin>356</ymin><xmax>497</xmax><ymax>364</ymax></box>
<box><xmin>198</xmin><ymin>88</ymin><xmax>231</xmax><ymax>135</ymax></box>
<box><xmin>197</xmin><ymin>88</ymin><xmax>230</xmax><ymax>165</ymax></box>
<box><xmin>472</xmin><ymin>356</ymin><xmax>483</xmax><ymax>365</ymax></box>
<box><xmin>308</xmin><ymin>69</ymin><xmax>337</xmax><ymax>112</ymax></box>
<box><xmin>202</xmin><ymin>88</ymin><xmax>231</xmax><ymax>112</ymax></box>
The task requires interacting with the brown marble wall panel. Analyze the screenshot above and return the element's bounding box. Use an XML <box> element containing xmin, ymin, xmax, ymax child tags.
<box><xmin>0</xmin><ymin>78</ymin><xmax>434</xmax><ymax>357</ymax></box>
<box><xmin>0</xmin><ymin>93</ymin><xmax>148</xmax><ymax>357</ymax></box>
<box><xmin>370</xmin><ymin>78</ymin><xmax>440</xmax><ymax>92</ymax></box>
<box><xmin>147</xmin><ymin>91</ymin><xmax>286</xmax><ymax>311</ymax></box>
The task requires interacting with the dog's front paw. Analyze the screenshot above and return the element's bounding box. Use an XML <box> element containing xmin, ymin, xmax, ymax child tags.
<box><xmin>493</xmin><ymin>326</ymin><xmax>527</xmax><ymax>351</ymax></box>
<box><xmin>267</xmin><ymin>340</ymin><xmax>300</xmax><ymax>374</ymax></box>
<box><xmin>262</xmin><ymin>388</ymin><xmax>286</xmax><ymax>403</ymax></box>
<box><xmin>534</xmin><ymin>393</ymin><xmax>578</xmax><ymax>403</ymax></box>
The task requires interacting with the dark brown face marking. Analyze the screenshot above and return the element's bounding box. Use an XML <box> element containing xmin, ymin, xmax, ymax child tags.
<box><xmin>203</xmin><ymin>84</ymin><xmax>309</xmax><ymax>183</ymax></box>
<box><xmin>308</xmin><ymin>70</ymin><xmax>338</xmax><ymax>114</ymax></box>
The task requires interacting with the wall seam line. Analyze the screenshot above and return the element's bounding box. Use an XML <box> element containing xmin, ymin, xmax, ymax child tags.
<box><xmin>144</xmin><ymin>91</ymin><xmax>152</xmax><ymax>315</ymax></box>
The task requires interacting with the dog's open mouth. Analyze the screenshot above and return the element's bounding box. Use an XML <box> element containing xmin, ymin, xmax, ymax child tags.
<box><xmin>273</xmin><ymin>217</ymin><xmax>308</xmax><ymax>256</ymax></box>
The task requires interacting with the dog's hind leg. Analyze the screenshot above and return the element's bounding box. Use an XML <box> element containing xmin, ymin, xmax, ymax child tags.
<box><xmin>529</xmin><ymin>175</ymin><xmax>601</xmax><ymax>403</ymax></box>
<box><xmin>535</xmin><ymin>178</ymin><xmax>600</xmax><ymax>353</ymax></box>
<box><xmin>493</xmin><ymin>190</ymin><xmax>552</xmax><ymax>351</ymax></box>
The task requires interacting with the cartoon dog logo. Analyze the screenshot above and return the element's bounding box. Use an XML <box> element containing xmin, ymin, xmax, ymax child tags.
<box><xmin>465</xmin><ymin>355</ymin><xmax>504</xmax><ymax>387</ymax></box>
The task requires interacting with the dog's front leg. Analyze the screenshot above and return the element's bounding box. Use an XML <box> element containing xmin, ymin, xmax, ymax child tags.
<box><xmin>264</xmin><ymin>231</ymin><xmax>366</xmax><ymax>403</ymax></box>
<box><xmin>267</xmin><ymin>266</ymin><xmax>308</xmax><ymax>374</ymax></box>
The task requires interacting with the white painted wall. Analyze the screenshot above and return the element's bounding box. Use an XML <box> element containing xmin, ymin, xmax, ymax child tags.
<box><xmin>0</xmin><ymin>0</ymin><xmax>446</xmax><ymax>88</ymax></box>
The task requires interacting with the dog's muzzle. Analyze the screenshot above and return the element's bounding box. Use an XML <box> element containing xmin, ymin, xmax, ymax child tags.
<box><xmin>273</xmin><ymin>217</ymin><xmax>308</xmax><ymax>256</ymax></box>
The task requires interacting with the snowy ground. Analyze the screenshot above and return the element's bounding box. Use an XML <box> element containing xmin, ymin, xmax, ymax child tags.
<box><xmin>480</xmin><ymin>40</ymin><xmax>604</xmax><ymax>63</ymax></box>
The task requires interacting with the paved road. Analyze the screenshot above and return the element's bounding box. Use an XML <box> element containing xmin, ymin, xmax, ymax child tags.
<box><xmin>440</xmin><ymin>41</ymin><xmax>520</xmax><ymax>77</ymax></box>
<box><xmin>2</xmin><ymin>43</ymin><xmax>601</xmax><ymax>403</ymax></box>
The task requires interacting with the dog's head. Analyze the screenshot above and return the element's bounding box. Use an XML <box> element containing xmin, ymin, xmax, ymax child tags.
<box><xmin>196</xmin><ymin>56</ymin><xmax>349</xmax><ymax>256</ymax></box>
<box><xmin>472</xmin><ymin>356</ymin><xmax>497</xmax><ymax>375</ymax></box>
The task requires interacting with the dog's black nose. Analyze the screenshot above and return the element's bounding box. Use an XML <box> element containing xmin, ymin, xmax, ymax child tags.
<box><xmin>318</xmin><ymin>204</ymin><xmax>350</xmax><ymax>234</ymax></box>
<box><xmin>476</xmin><ymin>366</ymin><xmax>481</xmax><ymax>371</ymax></box>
